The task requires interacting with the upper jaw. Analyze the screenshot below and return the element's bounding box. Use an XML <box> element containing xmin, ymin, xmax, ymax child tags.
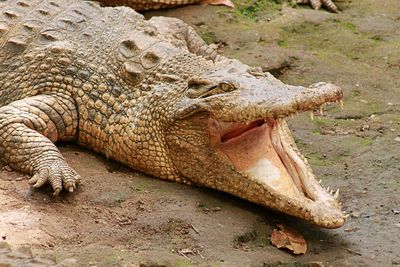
<box><xmin>177</xmin><ymin>80</ymin><xmax>344</xmax><ymax>123</ymax></box>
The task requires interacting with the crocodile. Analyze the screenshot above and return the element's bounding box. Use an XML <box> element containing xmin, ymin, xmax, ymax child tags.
<box><xmin>99</xmin><ymin>0</ymin><xmax>339</xmax><ymax>13</ymax></box>
<box><xmin>0</xmin><ymin>0</ymin><xmax>346</xmax><ymax>228</ymax></box>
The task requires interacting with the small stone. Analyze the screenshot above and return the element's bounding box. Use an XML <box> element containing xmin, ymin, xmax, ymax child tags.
<box><xmin>10</xmin><ymin>246</ymin><xmax>33</xmax><ymax>259</ymax></box>
<box><xmin>0</xmin><ymin>241</ymin><xmax>11</xmax><ymax>252</ymax></box>
<box><xmin>392</xmin><ymin>209</ymin><xmax>400</xmax><ymax>215</ymax></box>
<box><xmin>211</xmin><ymin>207</ymin><xmax>221</xmax><ymax>212</ymax></box>
<box><xmin>394</xmin><ymin>137</ymin><xmax>400</xmax><ymax>142</ymax></box>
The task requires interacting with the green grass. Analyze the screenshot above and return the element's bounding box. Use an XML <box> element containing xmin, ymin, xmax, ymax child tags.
<box><xmin>236</xmin><ymin>0</ymin><xmax>281</xmax><ymax>20</ymax></box>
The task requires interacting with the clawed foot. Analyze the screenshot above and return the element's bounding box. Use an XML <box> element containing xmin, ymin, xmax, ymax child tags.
<box><xmin>297</xmin><ymin>0</ymin><xmax>338</xmax><ymax>13</ymax></box>
<box><xmin>28</xmin><ymin>163</ymin><xmax>80</xmax><ymax>196</ymax></box>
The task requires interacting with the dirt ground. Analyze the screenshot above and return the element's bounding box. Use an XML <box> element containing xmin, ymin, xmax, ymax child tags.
<box><xmin>0</xmin><ymin>0</ymin><xmax>399</xmax><ymax>266</ymax></box>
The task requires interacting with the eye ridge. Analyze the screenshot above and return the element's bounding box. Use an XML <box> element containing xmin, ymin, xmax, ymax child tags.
<box><xmin>186</xmin><ymin>79</ymin><xmax>237</xmax><ymax>99</ymax></box>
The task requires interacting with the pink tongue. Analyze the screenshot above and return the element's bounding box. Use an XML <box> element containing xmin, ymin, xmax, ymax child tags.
<box><xmin>218</xmin><ymin>123</ymin><xmax>297</xmax><ymax>198</ymax></box>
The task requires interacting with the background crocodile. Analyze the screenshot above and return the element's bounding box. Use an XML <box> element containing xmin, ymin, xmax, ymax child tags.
<box><xmin>0</xmin><ymin>0</ymin><xmax>346</xmax><ymax>229</ymax></box>
<box><xmin>99</xmin><ymin>0</ymin><xmax>339</xmax><ymax>13</ymax></box>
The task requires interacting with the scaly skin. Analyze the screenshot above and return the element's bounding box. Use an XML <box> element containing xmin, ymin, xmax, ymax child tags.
<box><xmin>0</xmin><ymin>0</ymin><xmax>345</xmax><ymax>228</ymax></box>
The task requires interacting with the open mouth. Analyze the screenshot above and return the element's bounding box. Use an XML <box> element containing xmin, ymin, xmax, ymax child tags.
<box><xmin>211</xmin><ymin>118</ymin><xmax>312</xmax><ymax>200</ymax></box>
<box><xmin>208</xmin><ymin>117</ymin><xmax>345</xmax><ymax>228</ymax></box>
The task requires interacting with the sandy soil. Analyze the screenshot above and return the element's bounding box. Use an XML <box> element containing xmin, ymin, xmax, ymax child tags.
<box><xmin>0</xmin><ymin>0</ymin><xmax>399</xmax><ymax>266</ymax></box>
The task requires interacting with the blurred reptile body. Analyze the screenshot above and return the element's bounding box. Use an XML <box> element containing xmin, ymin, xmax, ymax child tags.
<box><xmin>0</xmin><ymin>0</ymin><xmax>345</xmax><ymax>228</ymax></box>
<box><xmin>100</xmin><ymin>0</ymin><xmax>339</xmax><ymax>13</ymax></box>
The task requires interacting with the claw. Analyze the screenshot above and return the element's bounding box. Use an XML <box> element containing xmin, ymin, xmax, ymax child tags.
<box><xmin>64</xmin><ymin>181</ymin><xmax>76</xmax><ymax>193</ymax></box>
<box><xmin>33</xmin><ymin>176</ymin><xmax>47</xmax><ymax>188</ymax></box>
<box><xmin>53</xmin><ymin>188</ymin><xmax>62</xmax><ymax>196</ymax></box>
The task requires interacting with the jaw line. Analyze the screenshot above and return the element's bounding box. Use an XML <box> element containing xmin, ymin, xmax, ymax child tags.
<box><xmin>208</xmin><ymin>117</ymin><xmax>346</xmax><ymax>228</ymax></box>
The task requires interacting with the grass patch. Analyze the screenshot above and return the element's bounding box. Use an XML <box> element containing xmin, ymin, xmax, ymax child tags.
<box><xmin>278</xmin><ymin>39</ymin><xmax>287</xmax><ymax>47</ymax></box>
<box><xmin>356</xmin><ymin>137</ymin><xmax>373</xmax><ymax>146</ymax></box>
<box><xmin>312</xmin><ymin>117</ymin><xmax>336</xmax><ymax>128</ymax></box>
<box><xmin>343</xmin><ymin>22</ymin><xmax>357</xmax><ymax>32</ymax></box>
<box><xmin>236</xmin><ymin>0</ymin><xmax>281</xmax><ymax>20</ymax></box>
<box><xmin>306</xmin><ymin>153</ymin><xmax>326</xmax><ymax>166</ymax></box>
<box><xmin>199</xmin><ymin>31</ymin><xmax>218</xmax><ymax>44</ymax></box>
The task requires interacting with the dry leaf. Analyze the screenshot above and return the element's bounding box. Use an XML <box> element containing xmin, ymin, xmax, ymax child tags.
<box><xmin>270</xmin><ymin>224</ymin><xmax>307</xmax><ymax>255</ymax></box>
<box><xmin>201</xmin><ymin>0</ymin><xmax>235</xmax><ymax>8</ymax></box>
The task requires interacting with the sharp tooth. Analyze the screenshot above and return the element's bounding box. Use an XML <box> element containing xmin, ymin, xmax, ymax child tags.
<box><xmin>327</xmin><ymin>186</ymin><xmax>330</xmax><ymax>192</ymax></box>
<box><xmin>310</xmin><ymin>112</ymin><xmax>314</xmax><ymax>121</ymax></box>
<box><xmin>318</xmin><ymin>179</ymin><xmax>322</xmax><ymax>184</ymax></box>
<box><xmin>334</xmin><ymin>188</ymin><xmax>340</xmax><ymax>199</ymax></box>
<box><xmin>339</xmin><ymin>99</ymin><xmax>344</xmax><ymax>110</ymax></box>
<box><xmin>319</xmin><ymin>105</ymin><xmax>324</xmax><ymax>115</ymax></box>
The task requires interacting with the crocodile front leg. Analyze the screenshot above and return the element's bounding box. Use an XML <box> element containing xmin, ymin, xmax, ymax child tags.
<box><xmin>0</xmin><ymin>95</ymin><xmax>79</xmax><ymax>195</ymax></box>
<box><xmin>149</xmin><ymin>17</ymin><xmax>220</xmax><ymax>61</ymax></box>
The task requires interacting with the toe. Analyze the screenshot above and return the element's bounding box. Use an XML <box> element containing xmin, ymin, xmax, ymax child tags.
<box><xmin>321</xmin><ymin>0</ymin><xmax>338</xmax><ymax>12</ymax></box>
<box><xmin>48</xmin><ymin>169</ymin><xmax>63</xmax><ymax>195</ymax></box>
<box><xmin>310</xmin><ymin>0</ymin><xmax>322</xmax><ymax>9</ymax></box>
<box><xmin>61</xmin><ymin>169</ymin><xmax>79</xmax><ymax>193</ymax></box>
<box><xmin>29</xmin><ymin>169</ymin><xmax>49</xmax><ymax>188</ymax></box>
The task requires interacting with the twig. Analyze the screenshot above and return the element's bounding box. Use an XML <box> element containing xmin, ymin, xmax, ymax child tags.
<box><xmin>177</xmin><ymin>250</ymin><xmax>193</xmax><ymax>262</ymax></box>
<box><xmin>190</xmin><ymin>224</ymin><xmax>200</xmax><ymax>234</ymax></box>
<box><xmin>345</xmin><ymin>248</ymin><xmax>362</xmax><ymax>256</ymax></box>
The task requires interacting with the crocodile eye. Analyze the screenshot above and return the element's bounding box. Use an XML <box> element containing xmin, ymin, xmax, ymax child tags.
<box><xmin>186</xmin><ymin>78</ymin><xmax>237</xmax><ymax>99</ymax></box>
<box><xmin>218</xmin><ymin>81</ymin><xmax>235</xmax><ymax>92</ymax></box>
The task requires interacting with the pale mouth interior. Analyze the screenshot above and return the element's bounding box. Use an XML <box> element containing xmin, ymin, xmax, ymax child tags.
<box><xmin>210</xmin><ymin>119</ymin><xmax>314</xmax><ymax>201</ymax></box>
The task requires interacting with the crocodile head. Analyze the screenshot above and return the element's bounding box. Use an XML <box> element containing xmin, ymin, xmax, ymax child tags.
<box><xmin>162</xmin><ymin>57</ymin><xmax>346</xmax><ymax>228</ymax></box>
